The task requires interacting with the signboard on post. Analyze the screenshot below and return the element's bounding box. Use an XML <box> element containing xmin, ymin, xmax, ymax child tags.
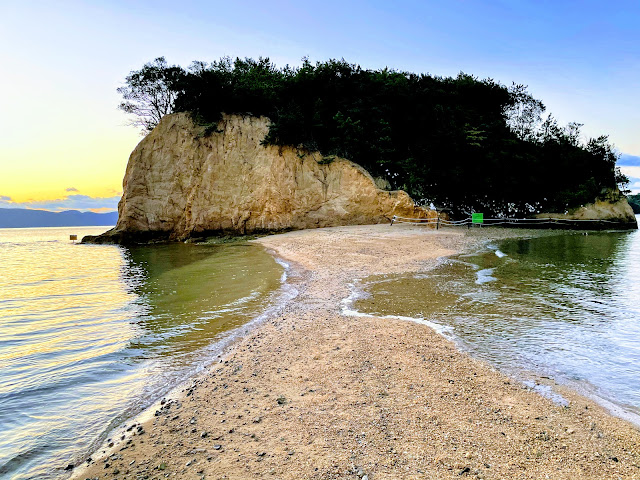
<box><xmin>471</xmin><ymin>213</ymin><xmax>484</xmax><ymax>225</ymax></box>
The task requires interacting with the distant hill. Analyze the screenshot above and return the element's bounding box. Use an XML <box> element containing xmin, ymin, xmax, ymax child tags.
<box><xmin>628</xmin><ymin>194</ymin><xmax>640</xmax><ymax>214</ymax></box>
<box><xmin>0</xmin><ymin>208</ymin><xmax>118</xmax><ymax>228</ymax></box>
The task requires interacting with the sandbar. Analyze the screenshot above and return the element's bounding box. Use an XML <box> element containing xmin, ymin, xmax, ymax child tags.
<box><xmin>73</xmin><ymin>225</ymin><xmax>640</xmax><ymax>480</ymax></box>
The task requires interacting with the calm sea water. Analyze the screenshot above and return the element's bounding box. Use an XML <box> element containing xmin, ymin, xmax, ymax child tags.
<box><xmin>352</xmin><ymin>217</ymin><xmax>640</xmax><ymax>423</ymax></box>
<box><xmin>0</xmin><ymin>227</ymin><xmax>287</xmax><ymax>480</ymax></box>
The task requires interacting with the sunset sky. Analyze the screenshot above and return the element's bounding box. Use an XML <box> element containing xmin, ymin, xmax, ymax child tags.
<box><xmin>1</xmin><ymin>0</ymin><xmax>639</xmax><ymax>212</ymax></box>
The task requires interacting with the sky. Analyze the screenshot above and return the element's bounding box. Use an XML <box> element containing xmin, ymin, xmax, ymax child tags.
<box><xmin>1</xmin><ymin>0</ymin><xmax>639</xmax><ymax>212</ymax></box>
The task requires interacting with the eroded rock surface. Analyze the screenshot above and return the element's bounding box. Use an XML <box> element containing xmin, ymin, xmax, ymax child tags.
<box><xmin>537</xmin><ymin>189</ymin><xmax>637</xmax><ymax>228</ymax></box>
<box><xmin>89</xmin><ymin>113</ymin><xmax>432</xmax><ymax>243</ymax></box>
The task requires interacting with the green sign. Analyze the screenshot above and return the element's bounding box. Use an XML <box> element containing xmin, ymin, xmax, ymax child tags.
<box><xmin>472</xmin><ymin>213</ymin><xmax>484</xmax><ymax>224</ymax></box>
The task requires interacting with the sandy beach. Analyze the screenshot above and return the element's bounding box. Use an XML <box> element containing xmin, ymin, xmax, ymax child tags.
<box><xmin>73</xmin><ymin>225</ymin><xmax>640</xmax><ymax>480</ymax></box>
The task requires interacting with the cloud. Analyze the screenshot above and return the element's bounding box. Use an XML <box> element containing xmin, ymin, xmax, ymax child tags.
<box><xmin>0</xmin><ymin>194</ymin><xmax>120</xmax><ymax>212</ymax></box>
<box><xmin>65</xmin><ymin>187</ymin><xmax>79</xmax><ymax>192</ymax></box>
<box><xmin>89</xmin><ymin>207</ymin><xmax>119</xmax><ymax>213</ymax></box>
<box><xmin>620</xmin><ymin>166</ymin><xmax>640</xmax><ymax>177</ymax></box>
<box><xmin>618</xmin><ymin>154</ymin><xmax>640</xmax><ymax>167</ymax></box>
<box><xmin>627</xmin><ymin>176</ymin><xmax>640</xmax><ymax>195</ymax></box>
<box><xmin>617</xmin><ymin>167</ymin><xmax>640</xmax><ymax>194</ymax></box>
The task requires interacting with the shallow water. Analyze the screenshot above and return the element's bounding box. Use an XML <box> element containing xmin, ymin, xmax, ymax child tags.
<box><xmin>353</xmin><ymin>220</ymin><xmax>640</xmax><ymax>423</ymax></box>
<box><xmin>0</xmin><ymin>227</ymin><xmax>285</xmax><ymax>479</ymax></box>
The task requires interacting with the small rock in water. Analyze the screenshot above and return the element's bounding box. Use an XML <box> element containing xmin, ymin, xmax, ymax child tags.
<box><xmin>64</xmin><ymin>464</ymin><xmax>74</xmax><ymax>471</ymax></box>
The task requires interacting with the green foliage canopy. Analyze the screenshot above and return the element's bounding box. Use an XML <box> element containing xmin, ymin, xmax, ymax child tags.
<box><xmin>119</xmin><ymin>57</ymin><xmax>627</xmax><ymax>217</ymax></box>
<box><xmin>627</xmin><ymin>194</ymin><xmax>640</xmax><ymax>214</ymax></box>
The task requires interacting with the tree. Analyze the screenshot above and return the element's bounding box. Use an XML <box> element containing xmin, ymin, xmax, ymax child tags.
<box><xmin>616</xmin><ymin>167</ymin><xmax>631</xmax><ymax>195</ymax></box>
<box><xmin>120</xmin><ymin>56</ymin><xmax>627</xmax><ymax>216</ymax></box>
<box><xmin>504</xmin><ymin>83</ymin><xmax>545</xmax><ymax>141</ymax></box>
<box><xmin>117</xmin><ymin>57</ymin><xmax>185</xmax><ymax>133</ymax></box>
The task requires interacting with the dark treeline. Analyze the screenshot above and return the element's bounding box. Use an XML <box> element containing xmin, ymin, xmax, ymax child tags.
<box><xmin>628</xmin><ymin>194</ymin><xmax>640</xmax><ymax>214</ymax></box>
<box><xmin>119</xmin><ymin>57</ymin><xmax>629</xmax><ymax>217</ymax></box>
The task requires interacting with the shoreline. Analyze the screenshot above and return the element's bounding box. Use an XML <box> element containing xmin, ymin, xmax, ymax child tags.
<box><xmin>339</xmin><ymin>245</ymin><xmax>640</xmax><ymax>430</ymax></box>
<box><xmin>73</xmin><ymin>224</ymin><xmax>640</xmax><ymax>479</ymax></box>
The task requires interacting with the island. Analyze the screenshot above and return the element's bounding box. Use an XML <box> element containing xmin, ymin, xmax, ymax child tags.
<box><xmin>85</xmin><ymin>57</ymin><xmax>635</xmax><ymax>244</ymax></box>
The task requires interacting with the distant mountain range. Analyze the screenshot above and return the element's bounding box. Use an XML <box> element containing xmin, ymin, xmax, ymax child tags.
<box><xmin>0</xmin><ymin>208</ymin><xmax>118</xmax><ymax>228</ymax></box>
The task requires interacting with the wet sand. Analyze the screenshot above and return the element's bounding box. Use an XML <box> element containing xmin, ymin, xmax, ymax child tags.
<box><xmin>73</xmin><ymin>225</ymin><xmax>640</xmax><ymax>479</ymax></box>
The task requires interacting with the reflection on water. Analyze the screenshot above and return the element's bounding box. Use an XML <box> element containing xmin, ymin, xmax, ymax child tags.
<box><xmin>355</xmin><ymin>225</ymin><xmax>640</xmax><ymax>421</ymax></box>
<box><xmin>122</xmin><ymin>243</ymin><xmax>283</xmax><ymax>361</ymax></box>
<box><xmin>0</xmin><ymin>227</ymin><xmax>283</xmax><ymax>480</ymax></box>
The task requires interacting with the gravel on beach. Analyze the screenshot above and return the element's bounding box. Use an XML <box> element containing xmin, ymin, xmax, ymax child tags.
<box><xmin>72</xmin><ymin>225</ymin><xmax>640</xmax><ymax>480</ymax></box>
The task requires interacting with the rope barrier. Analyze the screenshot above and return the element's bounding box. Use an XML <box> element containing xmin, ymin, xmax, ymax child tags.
<box><xmin>390</xmin><ymin>215</ymin><xmax>630</xmax><ymax>228</ymax></box>
<box><xmin>392</xmin><ymin>215</ymin><xmax>467</xmax><ymax>224</ymax></box>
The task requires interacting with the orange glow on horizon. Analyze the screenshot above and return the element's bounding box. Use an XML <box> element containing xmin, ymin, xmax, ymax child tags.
<box><xmin>88</xmin><ymin>207</ymin><xmax>118</xmax><ymax>213</ymax></box>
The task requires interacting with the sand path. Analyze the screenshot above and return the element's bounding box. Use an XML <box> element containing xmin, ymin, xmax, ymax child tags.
<box><xmin>73</xmin><ymin>225</ymin><xmax>640</xmax><ymax>480</ymax></box>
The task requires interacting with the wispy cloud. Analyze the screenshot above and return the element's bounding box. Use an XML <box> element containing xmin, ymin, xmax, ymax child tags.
<box><xmin>0</xmin><ymin>194</ymin><xmax>121</xmax><ymax>213</ymax></box>
<box><xmin>618</xmin><ymin>154</ymin><xmax>640</xmax><ymax>167</ymax></box>
<box><xmin>65</xmin><ymin>187</ymin><xmax>79</xmax><ymax>192</ymax></box>
<box><xmin>627</xmin><ymin>176</ymin><xmax>640</xmax><ymax>195</ymax></box>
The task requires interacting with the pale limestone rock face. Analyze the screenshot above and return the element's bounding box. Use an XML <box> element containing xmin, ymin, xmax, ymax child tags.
<box><xmin>108</xmin><ymin>113</ymin><xmax>433</xmax><ymax>241</ymax></box>
<box><xmin>560</xmin><ymin>198</ymin><xmax>636</xmax><ymax>222</ymax></box>
<box><xmin>537</xmin><ymin>190</ymin><xmax>637</xmax><ymax>225</ymax></box>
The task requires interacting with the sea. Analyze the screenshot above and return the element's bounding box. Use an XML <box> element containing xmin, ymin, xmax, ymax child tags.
<box><xmin>348</xmin><ymin>215</ymin><xmax>640</xmax><ymax>425</ymax></box>
<box><xmin>0</xmin><ymin>226</ymin><xmax>294</xmax><ymax>480</ymax></box>
<box><xmin>2</xmin><ymin>221</ymin><xmax>640</xmax><ymax>479</ymax></box>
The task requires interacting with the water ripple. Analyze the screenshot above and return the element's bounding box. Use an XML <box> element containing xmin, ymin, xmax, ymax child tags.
<box><xmin>355</xmin><ymin>221</ymin><xmax>640</xmax><ymax>424</ymax></box>
<box><xmin>0</xmin><ymin>227</ymin><xmax>284</xmax><ymax>480</ymax></box>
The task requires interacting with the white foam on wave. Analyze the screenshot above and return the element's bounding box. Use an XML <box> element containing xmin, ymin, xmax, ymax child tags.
<box><xmin>475</xmin><ymin>268</ymin><xmax>497</xmax><ymax>284</ymax></box>
<box><xmin>274</xmin><ymin>257</ymin><xmax>291</xmax><ymax>283</ymax></box>
<box><xmin>521</xmin><ymin>380</ymin><xmax>569</xmax><ymax>407</ymax></box>
<box><xmin>340</xmin><ymin>281</ymin><xmax>453</xmax><ymax>338</ymax></box>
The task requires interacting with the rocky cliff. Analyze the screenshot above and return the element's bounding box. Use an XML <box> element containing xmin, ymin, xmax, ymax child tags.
<box><xmin>87</xmin><ymin>113</ymin><xmax>433</xmax><ymax>243</ymax></box>
<box><xmin>536</xmin><ymin>189</ymin><xmax>637</xmax><ymax>228</ymax></box>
